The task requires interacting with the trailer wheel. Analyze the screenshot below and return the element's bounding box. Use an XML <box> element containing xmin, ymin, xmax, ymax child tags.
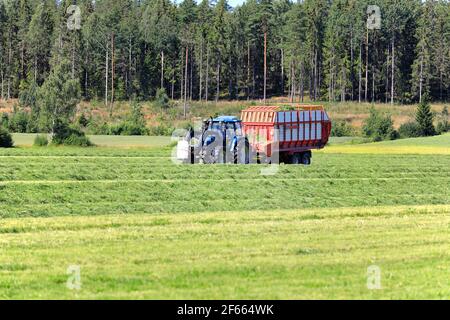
<box><xmin>301</xmin><ymin>152</ymin><xmax>312</xmax><ymax>165</ymax></box>
<box><xmin>291</xmin><ymin>153</ymin><xmax>301</xmax><ymax>165</ymax></box>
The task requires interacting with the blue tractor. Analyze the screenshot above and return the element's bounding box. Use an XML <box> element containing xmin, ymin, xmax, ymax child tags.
<box><xmin>178</xmin><ymin>116</ymin><xmax>250</xmax><ymax>164</ymax></box>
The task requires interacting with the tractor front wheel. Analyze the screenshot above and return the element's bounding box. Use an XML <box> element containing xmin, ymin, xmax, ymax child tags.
<box><xmin>235</xmin><ymin>140</ymin><xmax>250</xmax><ymax>164</ymax></box>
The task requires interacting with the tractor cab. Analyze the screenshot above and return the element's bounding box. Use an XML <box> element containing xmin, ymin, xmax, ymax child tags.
<box><xmin>178</xmin><ymin>116</ymin><xmax>249</xmax><ymax>164</ymax></box>
<box><xmin>201</xmin><ymin>116</ymin><xmax>243</xmax><ymax>145</ymax></box>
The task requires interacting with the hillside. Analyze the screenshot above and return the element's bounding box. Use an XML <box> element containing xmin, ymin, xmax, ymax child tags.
<box><xmin>2</xmin><ymin>98</ymin><xmax>448</xmax><ymax>135</ymax></box>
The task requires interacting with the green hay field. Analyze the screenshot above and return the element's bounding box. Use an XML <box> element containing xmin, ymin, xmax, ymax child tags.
<box><xmin>0</xmin><ymin>134</ymin><xmax>449</xmax><ymax>299</ymax></box>
<box><xmin>12</xmin><ymin>134</ymin><xmax>171</xmax><ymax>148</ymax></box>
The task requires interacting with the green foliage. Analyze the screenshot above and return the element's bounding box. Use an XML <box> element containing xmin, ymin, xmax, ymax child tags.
<box><xmin>415</xmin><ymin>100</ymin><xmax>436</xmax><ymax>136</ymax></box>
<box><xmin>112</xmin><ymin>100</ymin><xmax>150</xmax><ymax>136</ymax></box>
<box><xmin>87</xmin><ymin>122</ymin><xmax>111</xmax><ymax>136</ymax></box>
<box><xmin>33</xmin><ymin>135</ymin><xmax>49</xmax><ymax>147</ymax></box>
<box><xmin>154</xmin><ymin>88</ymin><xmax>170</xmax><ymax>109</ymax></box>
<box><xmin>363</xmin><ymin>108</ymin><xmax>397</xmax><ymax>141</ymax></box>
<box><xmin>25</xmin><ymin>1</ymin><xmax>53</xmax><ymax>85</ymax></box>
<box><xmin>389</xmin><ymin>130</ymin><xmax>400</xmax><ymax>141</ymax></box>
<box><xmin>109</xmin><ymin>122</ymin><xmax>149</xmax><ymax>136</ymax></box>
<box><xmin>86</xmin><ymin>101</ymin><xmax>149</xmax><ymax>136</ymax></box>
<box><xmin>1</xmin><ymin>113</ymin><xmax>8</xmax><ymax>128</ymax></box>
<box><xmin>147</xmin><ymin>124</ymin><xmax>174</xmax><ymax>136</ymax></box>
<box><xmin>51</xmin><ymin>122</ymin><xmax>93</xmax><ymax>147</ymax></box>
<box><xmin>2</xmin><ymin>0</ymin><xmax>450</xmax><ymax>106</ymax></box>
<box><xmin>19</xmin><ymin>80</ymin><xmax>39</xmax><ymax>111</ymax></box>
<box><xmin>1</xmin><ymin>0</ymin><xmax>449</xmax><ymax>105</ymax></box>
<box><xmin>331</xmin><ymin>120</ymin><xmax>356</xmax><ymax>137</ymax></box>
<box><xmin>399</xmin><ymin>122</ymin><xmax>422</xmax><ymax>138</ymax></box>
<box><xmin>130</xmin><ymin>100</ymin><xmax>145</xmax><ymax>124</ymax></box>
<box><xmin>78</xmin><ymin>113</ymin><xmax>90</xmax><ymax>128</ymax></box>
<box><xmin>37</xmin><ymin>59</ymin><xmax>81</xmax><ymax>136</ymax></box>
<box><xmin>411</xmin><ymin>1</ymin><xmax>449</xmax><ymax>102</ymax></box>
<box><xmin>62</xmin><ymin>134</ymin><xmax>94</xmax><ymax>148</ymax></box>
<box><xmin>0</xmin><ymin>126</ymin><xmax>13</xmax><ymax>148</ymax></box>
<box><xmin>8</xmin><ymin>110</ymin><xmax>31</xmax><ymax>133</ymax></box>
<box><xmin>436</xmin><ymin>122</ymin><xmax>449</xmax><ymax>135</ymax></box>
<box><xmin>436</xmin><ymin>106</ymin><xmax>449</xmax><ymax>134</ymax></box>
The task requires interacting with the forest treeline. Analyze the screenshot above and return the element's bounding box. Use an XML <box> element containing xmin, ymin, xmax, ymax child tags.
<box><xmin>0</xmin><ymin>0</ymin><xmax>449</xmax><ymax>107</ymax></box>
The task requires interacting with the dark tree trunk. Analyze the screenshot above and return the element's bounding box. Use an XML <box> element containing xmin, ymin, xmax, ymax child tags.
<box><xmin>215</xmin><ymin>62</ymin><xmax>220</xmax><ymax>102</ymax></box>
<box><xmin>263</xmin><ymin>32</ymin><xmax>267</xmax><ymax>104</ymax></box>
<box><xmin>206</xmin><ymin>44</ymin><xmax>210</xmax><ymax>102</ymax></box>
<box><xmin>184</xmin><ymin>46</ymin><xmax>188</xmax><ymax>118</ymax></box>
<box><xmin>365</xmin><ymin>28</ymin><xmax>369</xmax><ymax>102</ymax></box>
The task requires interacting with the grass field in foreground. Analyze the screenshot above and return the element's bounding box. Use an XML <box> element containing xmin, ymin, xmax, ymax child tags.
<box><xmin>0</xmin><ymin>134</ymin><xmax>449</xmax><ymax>299</ymax></box>
<box><xmin>1</xmin><ymin>205</ymin><xmax>450</xmax><ymax>299</ymax></box>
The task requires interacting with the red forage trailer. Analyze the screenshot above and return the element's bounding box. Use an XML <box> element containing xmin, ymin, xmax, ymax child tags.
<box><xmin>240</xmin><ymin>105</ymin><xmax>332</xmax><ymax>165</ymax></box>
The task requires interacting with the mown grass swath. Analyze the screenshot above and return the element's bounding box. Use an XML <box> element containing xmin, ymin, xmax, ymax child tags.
<box><xmin>0</xmin><ymin>146</ymin><xmax>449</xmax><ymax>218</ymax></box>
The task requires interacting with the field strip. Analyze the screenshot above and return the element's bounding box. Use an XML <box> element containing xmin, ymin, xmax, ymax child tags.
<box><xmin>2</xmin><ymin>149</ymin><xmax>450</xmax><ymax>159</ymax></box>
<box><xmin>1</xmin><ymin>204</ymin><xmax>450</xmax><ymax>299</ymax></box>
<box><xmin>0</xmin><ymin>176</ymin><xmax>449</xmax><ymax>184</ymax></box>
<box><xmin>0</xmin><ymin>204</ymin><xmax>450</xmax><ymax>228</ymax></box>
<box><xmin>0</xmin><ymin>156</ymin><xmax>171</xmax><ymax>159</ymax></box>
<box><xmin>320</xmin><ymin>146</ymin><xmax>450</xmax><ymax>155</ymax></box>
<box><xmin>1</xmin><ymin>194</ymin><xmax>448</xmax><ymax>215</ymax></box>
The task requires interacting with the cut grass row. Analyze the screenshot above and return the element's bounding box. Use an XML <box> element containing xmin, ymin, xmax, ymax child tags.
<box><xmin>0</xmin><ymin>152</ymin><xmax>448</xmax><ymax>218</ymax></box>
<box><xmin>0</xmin><ymin>178</ymin><xmax>448</xmax><ymax>217</ymax></box>
<box><xmin>1</xmin><ymin>205</ymin><xmax>449</xmax><ymax>299</ymax></box>
<box><xmin>0</xmin><ymin>154</ymin><xmax>449</xmax><ymax>181</ymax></box>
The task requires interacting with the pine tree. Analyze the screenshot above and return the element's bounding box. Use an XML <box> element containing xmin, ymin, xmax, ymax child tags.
<box><xmin>210</xmin><ymin>0</ymin><xmax>228</xmax><ymax>102</ymax></box>
<box><xmin>142</xmin><ymin>0</ymin><xmax>177</xmax><ymax>91</ymax></box>
<box><xmin>412</xmin><ymin>0</ymin><xmax>435</xmax><ymax>103</ymax></box>
<box><xmin>2</xmin><ymin>0</ymin><xmax>21</xmax><ymax>99</ymax></box>
<box><xmin>324</xmin><ymin>0</ymin><xmax>352</xmax><ymax>102</ymax></box>
<box><xmin>383</xmin><ymin>0</ymin><xmax>420</xmax><ymax>104</ymax></box>
<box><xmin>26</xmin><ymin>1</ymin><xmax>55</xmax><ymax>85</ymax></box>
<box><xmin>304</xmin><ymin>0</ymin><xmax>329</xmax><ymax>101</ymax></box>
<box><xmin>196</xmin><ymin>0</ymin><xmax>212</xmax><ymax>101</ymax></box>
<box><xmin>433</xmin><ymin>0</ymin><xmax>450</xmax><ymax>101</ymax></box>
<box><xmin>17</xmin><ymin>0</ymin><xmax>32</xmax><ymax>82</ymax></box>
<box><xmin>415</xmin><ymin>97</ymin><xmax>436</xmax><ymax>136</ymax></box>
<box><xmin>240</xmin><ymin>0</ymin><xmax>259</xmax><ymax>100</ymax></box>
<box><xmin>283</xmin><ymin>1</ymin><xmax>307</xmax><ymax>102</ymax></box>
<box><xmin>0</xmin><ymin>0</ymin><xmax>7</xmax><ymax>100</ymax></box>
<box><xmin>37</xmin><ymin>58</ymin><xmax>81</xmax><ymax>136</ymax></box>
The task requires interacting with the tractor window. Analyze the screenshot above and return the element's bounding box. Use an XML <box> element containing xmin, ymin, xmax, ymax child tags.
<box><xmin>226</xmin><ymin>123</ymin><xmax>235</xmax><ymax>130</ymax></box>
<box><xmin>234</xmin><ymin>122</ymin><xmax>243</xmax><ymax>135</ymax></box>
<box><xmin>211</xmin><ymin>122</ymin><xmax>221</xmax><ymax>130</ymax></box>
